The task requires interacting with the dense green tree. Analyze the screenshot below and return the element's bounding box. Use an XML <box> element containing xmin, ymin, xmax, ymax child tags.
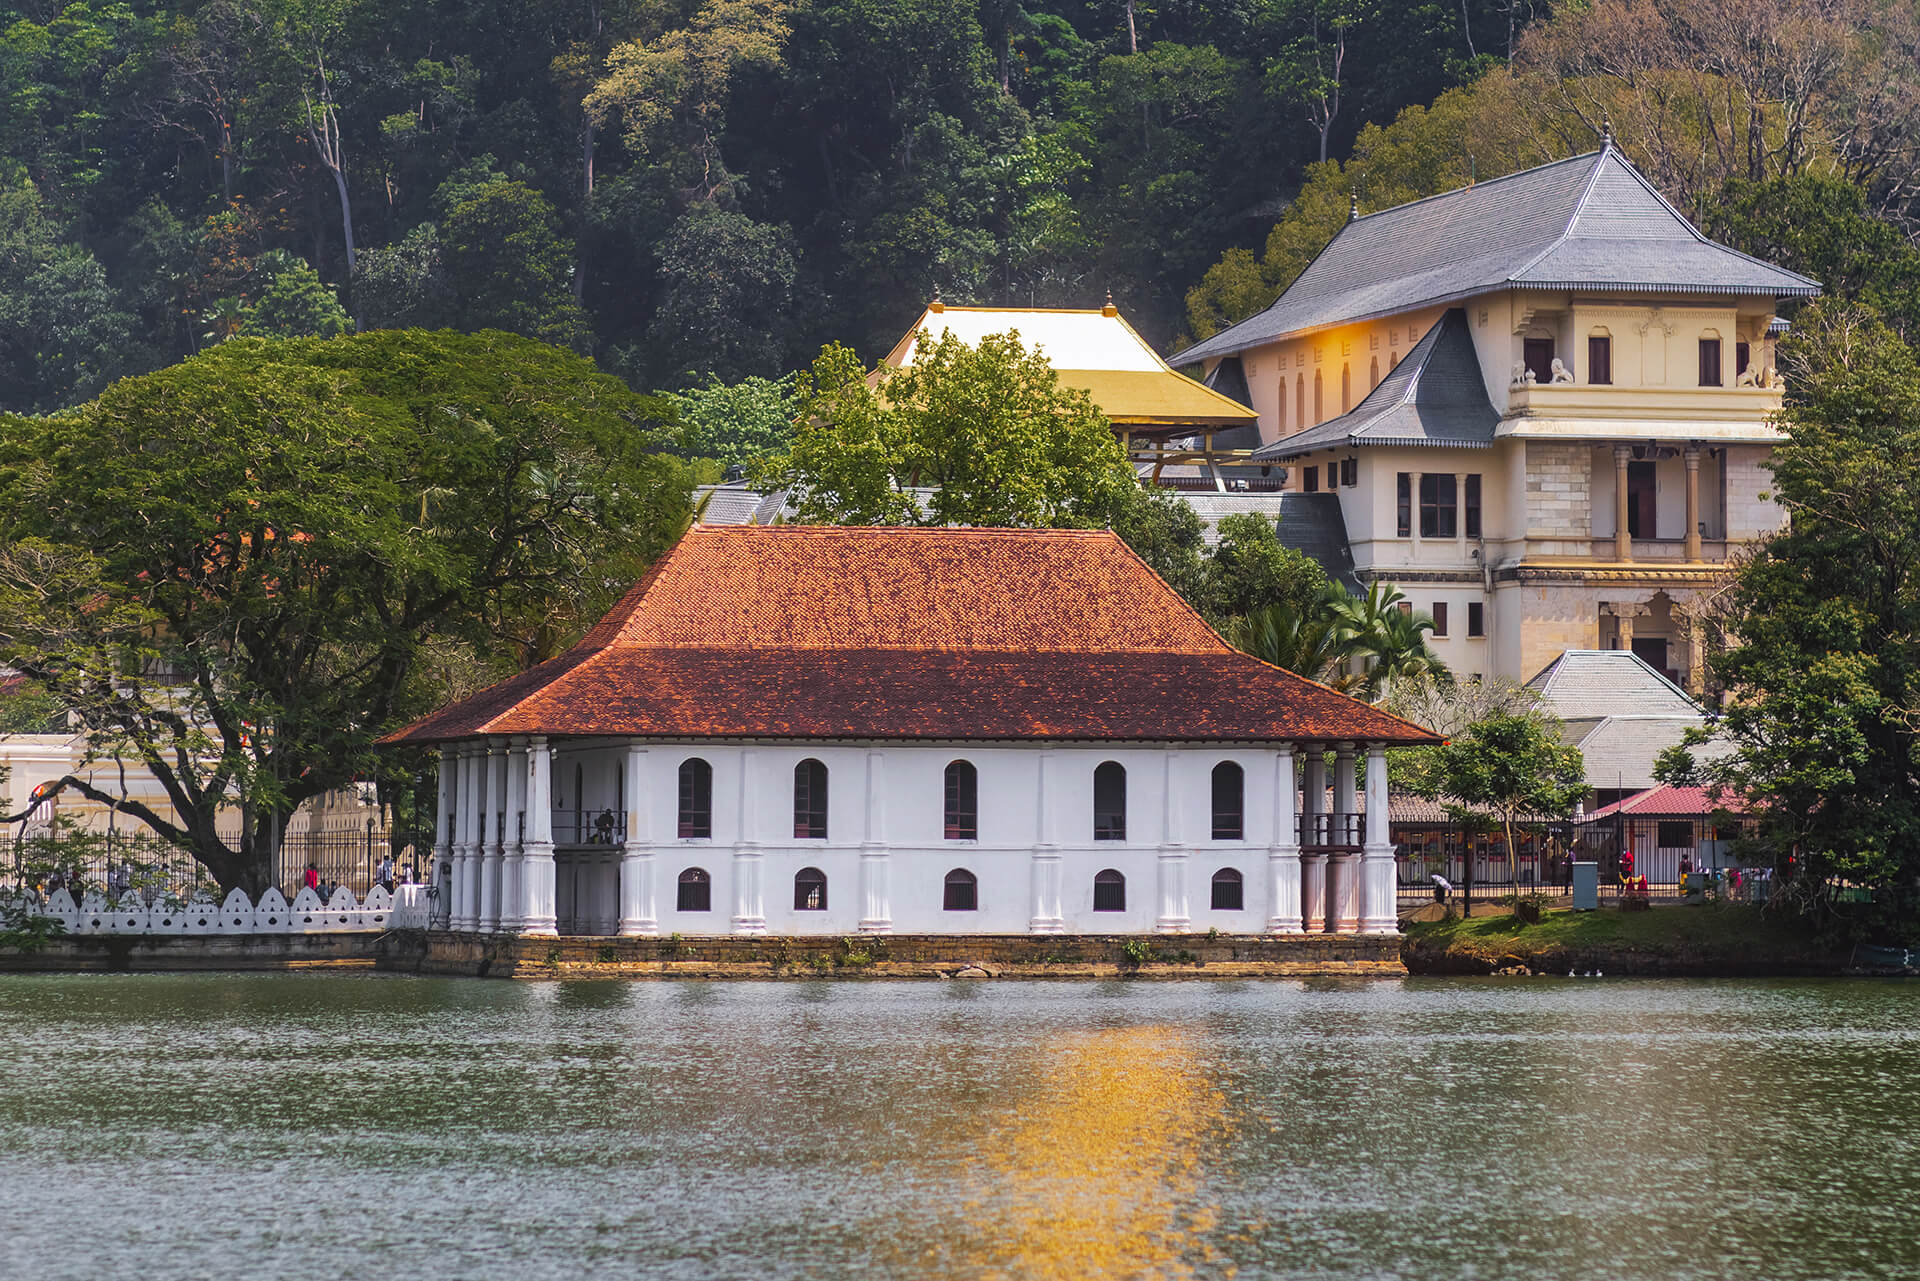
<box><xmin>440</xmin><ymin>179</ymin><xmax>591</xmax><ymax>349</ymax></box>
<box><xmin>1405</xmin><ymin>710</ymin><xmax>1587</xmax><ymax>881</ymax></box>
<box><xmin>0</xmin><ymin>329</ymin><xmax>692</xmax><ymax>895</ymax></box>
<box><xmin>773</xmin><ymin>329</ymin><xmax>1136</xmax><ymax>527</ymax></box>
<box><xmin>665</xmin><ymin>371</ymin><xmax>800</xmax><ymax>468</ymax></box>
<box><xmin>648</xmin><ymin>209</ymin><xmax>798</xmax><ymax>383</ymax></box>
<box><xmin>1680</xmin><ymin>303</ymin><xmax>1920</xmax><ymax>935</ymax></box>
<box><xmin>1209</xmin><ymin>510</ymin><xmax>1328</xmax><ymax>619</ymax></box>
<box><xmin>239</xmin><ymin>253</ymin><xmax>352</xmax><ymax>338</ymax></box>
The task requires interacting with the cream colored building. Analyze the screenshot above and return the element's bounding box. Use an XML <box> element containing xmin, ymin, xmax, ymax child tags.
<box><xmin>1178</xmin><ymin>141</ymin><xmax>1818</xmax><ymax>690</ymax></box>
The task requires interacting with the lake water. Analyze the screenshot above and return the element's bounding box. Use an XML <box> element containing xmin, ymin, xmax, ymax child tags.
<box><xmin>1</xmin><ymin>974</ymin><xmax>1916</xmax><ymax>1280</ymax></box>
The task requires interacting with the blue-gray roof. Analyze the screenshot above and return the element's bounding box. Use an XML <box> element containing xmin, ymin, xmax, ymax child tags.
<box><xmin>1181</xmin><ymin>147</ymin><xmax>1821</xmax><ymax>364</ymax></box>
<box><xmin>1251</xmin><ymin>308</ymin><xmax>1495</xmax><ymax>459</ymax></box>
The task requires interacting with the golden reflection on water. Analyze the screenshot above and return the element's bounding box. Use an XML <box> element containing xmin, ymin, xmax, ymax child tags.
<box><xmin>954</xmin><ymin>1025</ymin><xmax>1230</xmax><ymax>1279</ymax></box>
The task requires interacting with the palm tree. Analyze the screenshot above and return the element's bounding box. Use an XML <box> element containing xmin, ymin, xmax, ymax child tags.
<box><xmin>1227</xmin><ymin>595</ymin><xmax>1360</xmax><ymax>691</ymax></box>
<box><xmin>1329</xmin><ymin>581</ymin><xmax>1449</xmax><ymax>701</ymax></box>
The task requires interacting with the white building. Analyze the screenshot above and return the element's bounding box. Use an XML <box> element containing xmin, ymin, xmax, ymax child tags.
<box><xmin>1178</xmin><ymin>138</ymin><xmax>1821</xmax><ymax>690</ymax></box>
<box><xmin>383</xmin><ymin>525</ymin><xmax>1436</xmax><ymax>937</ymax></box>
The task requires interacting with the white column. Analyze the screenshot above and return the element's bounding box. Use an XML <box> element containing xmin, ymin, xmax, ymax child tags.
<box><xmin>731</xmin><ymin>746</ymin><xmax>765</xmax><ymax>935</ymax></box>
<box><xmin>1329</xmin><ymin>744</ymin><xmax>1360</xmax><ymax>934</ymax></box>
<box><xmin>520</xmin><ymin>737</ymin><xmax>557</xmax><ymax>935</ymax></box>
<box><xmin>498</xmin><ymin>737</ymin><xmax>528</xmax><ymax>931</ymax></box>
<box><xmin>1266</xmin><ymin>747</ymin><xmax>1303</xmax><ymax>934</ymax></box>
<box><xmin>432</xmin><ymin>747</ymin><xmax>454</xmax><ymax>929</ymax></box>
<box><xmin>1155</xmin><ymin>748</ymin><xmax>1189</xmax><ymax>934</ymax></box>
<box><xmin>451</xmin><ymin>746</ymin><xmax>478</xmax><ymax>931</ymax></box>
<box><xmin>1361</xmin><ymin>745</ymin><xmax>1400</xmax><ymax>935</ymax></box>
<box><xmin>858</xmin><ymin>749</ymin><xmax>891</xmax><ymax>934</ymax></box>
<box><xmin>618</xmin><ymin>744</ymin><xmax>656</xmax><ymax>936</ymax></box>
<box><xmin>1029</xmin><ymin>746</ymin><xmax>1063</xmax><ymax>933</ymax></box>
<box><xmin>478</xmin><ymin>740</ymin><xmax>505</xmax><ymax>932</ymax></box>
<box><xmin>1301</xmin><ymin>748</ymin><xmax>1327</xmax><ymax>932</ymax></box>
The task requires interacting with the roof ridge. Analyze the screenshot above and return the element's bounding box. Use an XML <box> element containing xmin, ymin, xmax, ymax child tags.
<box><xmin>1504</xmin><ymin>151</ymin><xmax>1609</xmax><ymax>282</ymax></box>
<box><xmin>1347</xmin><ymin>149</ymin><xmax>1601</xmax><ymax>228</ymax></box>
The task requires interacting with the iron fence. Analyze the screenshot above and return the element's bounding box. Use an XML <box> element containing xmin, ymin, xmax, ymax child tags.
<box><xmin>5</xmin><ymin>822</ymin><xmax>434</xmax><ymax>902</ymax></box>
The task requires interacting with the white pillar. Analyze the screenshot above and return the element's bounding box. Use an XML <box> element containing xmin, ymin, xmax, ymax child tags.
<box><xmin>617</xmin><ymin>744</ymin><xmax>656</xmax><ymax>936</ymax></box>
<box><xmin>1155</xmin><ymin>748</ymin><xmax>1189</xmax><ymax>933</ymax></box>
<box><xmin>499</xmin><ymin>737</ymin><xmax>528</xmax><ymax>931</ymax></box>
<box><xmin>1361</xmin><ymin>745</ymin><xmax>1400</xmax><ymax>935</ymax></box>
<box><xmin>432</xmin><ymin>747</ymin><xmax>454</xmax><ymax>929</ymax></box>
<box><xmin>1029</xmin><ymin>746</ymin><xmax>1063</xmax><ymax>933</ymax></box>
<box><xmin>520</xmin><ymin>737</ymin><xmax>557</xmax><ymax>935</ymax></box>
<box><xmin>731</xmin><ymin>747</ymin><xmax>765</xmax><ymax>934</ymax></box>
<box><xmin>452</xmin><ymin>746</ymin><xmax>478</xmax><ymax>931</ymax></box>
<box><xmin>1329</xmin><ymin>744</ymin><xmax>1359</xmax><ymax>934</ymax></box>
<box><xmin>478</xmin><ymin>740</ymin><xmax>505</xmax><ymax>932</ymax></box>
<box><xmin>859</xmin><ymin>749</ymin><xmax>891</xmax><ymax>934</ymax></box>
<box><xmin>1266</xmin><ymin>747</ymin><xmax>1303</xmax><ymax>934</ymax></box>
<box><xmin>1301</xmin><ymin>748</ymin><xmax>1327</xmax><ymax>931</ymax></box>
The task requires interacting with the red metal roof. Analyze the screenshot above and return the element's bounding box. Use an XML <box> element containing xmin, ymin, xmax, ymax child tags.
<box><xmin>383</xmin><ymin>526</ymin><xmax>1439</xmax><ymax>747</ymax></box>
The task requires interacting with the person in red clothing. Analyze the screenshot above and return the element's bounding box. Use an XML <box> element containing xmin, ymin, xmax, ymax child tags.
<box><xmin>303</xmin><ymin>863</ymin><xmax>320</xmax><ymax>894</ymax></box>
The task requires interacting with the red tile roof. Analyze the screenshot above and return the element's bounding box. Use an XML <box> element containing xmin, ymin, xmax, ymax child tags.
<box><xmin>1582</xmin><ymin>785</ymin><xmax>1745</xmax><ymax>820</ymax></box>
<box><xmin>383</xmin><ymin>526</ymin><xmax>1438</xmax><ymax>747</ymax></box>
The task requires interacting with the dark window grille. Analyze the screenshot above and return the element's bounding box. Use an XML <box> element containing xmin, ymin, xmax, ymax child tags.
<box><xmin>1736</xmin><ymin>341</ymin><xmax>1750</xmax><ymax>377</ymax></box>
<box><xmin>1467</xmin><ymin>602</ymin><xmax>1485</xmax><ymax>637</ymax></box>
<box><xmin>678</xmin><ymin>758</ymin><xmax>712</xmax><ymax>838</ymax></box>
<box><xmin>943</xmin><ymin>868</ymin><xmax>977</xmax><ymax>911</ymax></box>
<box><xmin>1211</xmin><ymin>868</ymin><xmax>1244</xmax><ymax>911</ymax></box>
<box><xmin>1093</xmin><ymin>869</ymin><xmax>1126</xmax><ymax>912</ymax></box>
<box><xmin>794</xmin><ymin>867</ymin><xmax>827</xmax><ymax>910</ymax></box>
<box><xmin>1419</xmin><ymin>473</ymin><xmax>1457</xmax><ymax>538</ymax></box>
<box><xmin>1093</xmin><ymin>761</ymin><xmax>1126</xmax><ymax>841</ymax></box>
<box><xmin>1589</xmin><ymin>335</ymin><xmax>1612</xmax><ymax>385</ymax></box>
<box><xmin>1657</xmin><ymin>821</ymin><xmax>1697</xmax><ymax>849</ymax></box>
<box><xmin>1464</xmin><ymin>474</ymin><xmax>1481</xmax><ymax>537</ymax></box>
<box><xmin>1342</xmin><ymin>457</ymin><xmax>1357</xmax><ymax>486</ymax></box>
<box><xmin>1304</xmin><ymin>465</ymin><xmax>1318</xmax><ymax>493</ymax></box>
<box><xmin>1211</xmin><ymin>762</ymin><xmax>1244</xmax><ymax>841</ymax></box>
<box><xmin>1432</xmin><ymin>602</ymin><xmax>1449</xmax><ymax>637</ymax></box>
<box><xmin>1397</xmin><ymin>473</ymin><xmax>1412</xmax><ymax>537</ymax></box>
<box><xmin>944</xmin><ymin>760</ymin><xmax>978</xmax><ymax>840</ymax></box>
<box><xmin>1523</xmin><ymin>336</ymin><xmax>1554</xmax><ymax>384</ymax></box>
<box><xmin>1699</xmin><ymin>338</ymin><xmax>1723</xmax><ymax>386</ymax></box>
<box><xmin>677</xmin><ymin>867</ymin><xmax>711</xmax><ymax>912</ymax></box>
<box><xmin>793</xmin><ymin>759</ymin><xmax>828</xmax><ymax>839</ymax></box>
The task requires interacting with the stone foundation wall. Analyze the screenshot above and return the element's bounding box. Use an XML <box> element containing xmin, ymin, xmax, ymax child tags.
<box><xmin>0</xmin><ymin>932</ymin><xmax>383</xmax><ymax>972</ymax></box>
<box><xmin>381</xmin><ymin>929</ymin><xmax>1407</xmax><ymax>979</ymax></box>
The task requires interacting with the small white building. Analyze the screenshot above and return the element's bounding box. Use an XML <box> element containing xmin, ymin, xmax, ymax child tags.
<box><xmin>383</xmin><ymin>525</ymin><xmax>1436</xmax><ymax>937</ymax></box>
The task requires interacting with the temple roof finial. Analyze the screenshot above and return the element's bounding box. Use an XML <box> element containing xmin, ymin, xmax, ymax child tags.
<box><xmin>929</xmin><ymin>285</ymin><xmax>943</xmax><ymax>314</ymax></box>
<box><xmin>1600</xmin><ymin>111</ymin><xmax>1614</xmax><ymax>149</ymax></box>
<box><xmin>1348</xmin><ymin>190</ymin><xmax>1359</xmax><ymax>222</ymax></box>
<box><xmin>1102</xmin><ymin>289</ymin><xmax>1117</xmax><ymax>317</ymax></box>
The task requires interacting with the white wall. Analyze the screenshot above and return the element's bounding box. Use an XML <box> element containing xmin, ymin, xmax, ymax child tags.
<box><xmin>539</xmin><ymin>742</ymin><xmax>1319</xmax><ymax>936</ymax></box>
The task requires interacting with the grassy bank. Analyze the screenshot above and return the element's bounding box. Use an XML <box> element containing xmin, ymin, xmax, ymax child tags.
<box><xmin>1403</xmin><ymin>902</ymin><xmax>1848</xmax><ymax>976</ymax></box>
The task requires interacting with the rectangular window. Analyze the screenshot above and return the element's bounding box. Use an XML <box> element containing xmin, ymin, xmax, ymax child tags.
<box><xmin>1396</xmin><ymin>600</ymin><xmax>1413</xmax><ymax>617</ymax></box>
<box><xmin>1303</xmin><ymin>465</ymin><xmax>1319</xmax><ymax>493</ymax></box>
<box><xmin>1588</xmin><ymin>335</ymin><xmax>1612</xmax><ymax>385</ymax></box>
<box><xmin>1736</xmin><ymin>341</ymin><xmax>1750</xmax><ymax>378</ymax></box>
<box><xmin>1431</xmin><ymin>602</ymin><xmax>1449</xmax><ymax>637</ymax></box>
<box><xmin>1396</xmin><ymin>473</ymin><xmax>1412</xmax><ymax>537</ymax></box>
<box><xmin>1467</xmin><ymin>602</ymin><xmax>1485</xmax><ymax>637</ymax></box>
<box><xmin>1419</xmin><ymin>473</ymin><xmax>1457</xmax><ymax>538</ymax></box>
<box><xmin>1699</xmin><ymin>338</ymin><xmax>1723</xmax><ymax>386</ymax></box>
<box><xmin>1341</xmin><ymin>457</ymin><xmax>1356</xmax><ymax>487</ymax></box>
<box><xmin>1464</xmin><ymin>474</ymin><xmax>1482</xmax><ymax>538</ymax></box>
<box><xmin>1627</xmin><ymin>461</ymin><xmax>1657</xmax><ymax>539</ymax></box>
<box><xmin>1657</xmin><ymin>821</ymin><xmax>1697</xmax><ymax>850</ymax></box>
<box><xmin>1523</xmin><ymin>337</ymin><xmax>1555</xmax><ymax>384</ymax></box>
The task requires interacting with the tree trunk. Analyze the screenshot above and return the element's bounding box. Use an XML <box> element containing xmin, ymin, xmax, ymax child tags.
<box><xmin>1125</xmin><ymin>0</ymin><xmax>1138</xmax><ymax>54</ymax></box>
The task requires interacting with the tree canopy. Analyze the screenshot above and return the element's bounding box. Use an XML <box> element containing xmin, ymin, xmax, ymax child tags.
<box><xmin>0</xmin><ymin>328</ymin><xmax>692</xmax><ymax>893</ymax></box>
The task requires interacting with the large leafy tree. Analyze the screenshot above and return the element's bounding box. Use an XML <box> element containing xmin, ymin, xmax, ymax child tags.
<box><xmin>1685</xmin><ymin>303</ymin><xmax>1920</xmax><ymax>932</ymax></box>
<box><xmin>0</xmin><ymin>329</ymin><xmax>692</xmax><ymax>894</ymax></box>
<box><xmin>1406</xmin><ymin>710</ymin><xmax>1587</xmax><ymax>880</ymax></box>
<box><xmin>772</xmin><ymin>329</ymin><xmax>1137</xmax><ymax>528</ymax></box>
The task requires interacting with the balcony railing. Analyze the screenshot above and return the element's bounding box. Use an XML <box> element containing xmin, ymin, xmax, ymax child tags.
<box><xmin>1300</xmin><ymin>812</ymin><xmax>1363</xmax><ymax>851</ymax></box>
<box><xmin>1587</xmin><ymin>538</ymin><xmax>1730</xmax><ymax>563</ymax></box>
<box><xmin>553</xmin><ymin>809</ymin><xmax>625</xmax><ymax>846</ymax></box>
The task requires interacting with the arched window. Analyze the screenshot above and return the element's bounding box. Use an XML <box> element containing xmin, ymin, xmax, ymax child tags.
<box><xmin>678</xmin><ymin>758</ymin><xmax>712</xmax><ymax>838</ymax></box>
<box><xmin>1093</xmin><ymin>868</ymin><xmax>1126</xmax><ymax>912</ymax></box>
<box><xmin>1211</xmin><ymin>868</ymin><xmax>1244</xmax><ymax>911</ymax></box>
<box><xmin>1313</xmin><ymin>370</ymin><xmax>1324</xmax><ymax>422</ymax></box>
<box><xmin>1211</xmin><ymin>762</ymin><xmax>1244</xmax><ymax>840</ymax></box>
<box><xmin>1093</xmin><ymin>761</ymin><xmax>1126</xmax><ymax>841</ymax></box>
<box><xmin>944</xmin><ymin>760</ymin><xmax>978</xmax><ymax>840</ymax></box>
<box><xmin>1370</xmin><ymin>355</ymin><xmax>1380</xmax><ymax>389</ymax></box>
<box><xmin>794</xmin><ymin>867</ymin><xmax>827</xmax><ymax>911</ymax></box>
<box><xmin>677</xmin><ymin>867</ymin><xmax>711</xmax><ymax>912</ymax></box>
<box><xmin>943</xmin><ymin>868</ymin><xmax>978</xmax><ymax>911</ymax></box>
<box><xmin>1295</xmin><ymin>374</ymin><xmax>1304</xmax><ymax>429</ymax></box>
<box><xmin>1277</xmin><ymin>374</ymin><xmax>1288</xmax><ymax>431</ymax></box>
<box><xmin>793</xmin><ymin>758</ymin><xmax>828</xmax><ymax>839</ymax></box>
<box><xmin>1341</xmin><ymin>364</ymin><xmax>1351</xmax><ymax>412</ymax></box>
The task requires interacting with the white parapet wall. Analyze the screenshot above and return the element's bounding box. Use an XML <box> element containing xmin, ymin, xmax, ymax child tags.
<box><xmin>13</xmin><ymin>883</ymin><xmax>403</xmax><ymax>936</ymax></box>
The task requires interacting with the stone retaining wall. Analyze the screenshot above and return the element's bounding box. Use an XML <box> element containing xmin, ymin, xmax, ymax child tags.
<box><xmin>0</xmin><ymin>932</ymin><xmax>383</xmax><ymax>972</ymax></box>
<box><xmin>379</xmin><ymin>929</ymin><xmax>1406</xmax><ymax>979</ymax></box>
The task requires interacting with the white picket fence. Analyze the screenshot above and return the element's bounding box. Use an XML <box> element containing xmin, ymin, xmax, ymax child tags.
<box><xmin>12</xmin><ymin>883</ymin><xmax>435</xmax><ymax>935</ymax></box>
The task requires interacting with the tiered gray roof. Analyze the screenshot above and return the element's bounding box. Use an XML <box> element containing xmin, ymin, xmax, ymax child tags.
<box><xmin>1251</xmin><ymin>308</ymin><xmax>1496</xmax><ymax>460</ymax></box>
<box><xmin>1526</xmin><ymin>649</ymin><xmax>1701</xmax><ymax>718</ymax></box>
<box><xmin>1181</xmin><ymin>146</ymin><xmax>1820</xmax><ymax>364</ymax></box>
